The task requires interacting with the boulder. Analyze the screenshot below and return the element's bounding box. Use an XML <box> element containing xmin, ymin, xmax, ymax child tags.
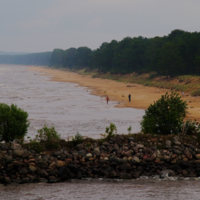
<box><xmin>75</xmin><ymin>144</ymin><xmax>84</xmax><ymax>151</ymax></box>
<box><xmin>160</xmin><ymin>169</ymin><xmax>175</xmax><ymax>178</ymax></box>
<box><xmin>11</xmin><ymin>143</ymin><xmax>22</xmax><ymax>150</ymax></box>
<box><xmin>132</xmin><ymin>156</ymin><xmax>140</xmax><ymax>163</ymax></box>
<box><xmin>184</xmin><ymin>148</ymin><xmax>193</xmax><ymax>160</ymax></box>
<box><xmin>29</xmin><ymin>165</ymin><xmax>37</xmax><ymax>172</ymax></box>
<box><xmin>120</xmin><ymin>173</ymin><xmax>132</xmax><ymax>179</ymax></box>
<box><xmin>58</xmin><ymin>167</ymin><xmax>70</xmax><ymax>179</ymax></box>
<box><xmin>56</xmin><ymin>160</ymin><xmax>66</xmax><ymax>168</ymax></box>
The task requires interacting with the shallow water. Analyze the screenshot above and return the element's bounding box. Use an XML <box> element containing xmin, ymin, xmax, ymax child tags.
<box><xmin>1</xmin><ymin>179</ymin><xmax>200</xmax><ymax>200</ymax></box>
<box><xmin>0</xmin><ymin>65</ymin><xmax>144</xmax><ymax>140</ymax></box>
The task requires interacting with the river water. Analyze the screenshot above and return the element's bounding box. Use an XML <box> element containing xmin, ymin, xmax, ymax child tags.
<box><xmin>0</xmin><ymin>65</ymin><xmax>144</xmax><ymax>140</ymax></box>
<box><xmin>1</xmin><ymin>65</ymin><xmax>200</xmax><ymax>200</ymax></box>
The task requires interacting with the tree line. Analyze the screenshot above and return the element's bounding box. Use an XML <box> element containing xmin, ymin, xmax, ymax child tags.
<box><xmin>50</xmin><ymin>29</ymin><xmax>200</xmax><ymax>77</ymax></box>
<box><xmin>0</xmin><ymin>52</ymin><xmax>51</xmax><ymax>66</ymax></box>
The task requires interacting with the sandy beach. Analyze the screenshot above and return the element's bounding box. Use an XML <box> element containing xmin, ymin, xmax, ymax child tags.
<box><xmin>29</xmin><ymin>66</ymin><xmax>200</xmax><ymax>121</ymax></box>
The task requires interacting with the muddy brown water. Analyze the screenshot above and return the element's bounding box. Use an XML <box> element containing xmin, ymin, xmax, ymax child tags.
<box><xmin>0</xmin><ymin>65</ymin><xmax>144</xmax><ymax>140</ymax></box>
<box><xmin>1</xmin><ymin>179</ymin><xmax>200</xmax><ymax>200</ymax></box>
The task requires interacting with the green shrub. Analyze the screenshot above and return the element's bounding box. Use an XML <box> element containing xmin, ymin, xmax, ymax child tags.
<box><xmin>37</xmin><ymin>125</ymin><xmax>60</xmax><ymax>142</ymax></box>
<box><xmin>105</xmin><ymin>123</ymin><xmax>117</xmax><ymax>138</ymax></box>
<box><xmin>0</xmin><ymin>103</ymin><xmax>29</xmax><ymax>142</ymax></box>
<box><xmin>141</xmin><ymin>92</ymin><xmax>187</xmax><ymax>135</ymax></box>
<box><xmin>127</xmin><ymin>126</ymin><xmax>132</xmax><ymax>134</ymax></box>
<box><xmin>191</xmin><ymin>89</ymin><xmax>200</xmax><ymax>96</ymax></box>
<box><xmin>181</xmin><ymin>120</ymin><xmax>200</xmax><ymax>135</ymax></box>
<box><xmin>72</xmin><ymin>132</ymin><xmax>83</xmax><ymax>141</ymax></box>
<box><xmin>30</xmin><ymin>125</ymin><xmax>60</xmax><ymax>151</ymax></box>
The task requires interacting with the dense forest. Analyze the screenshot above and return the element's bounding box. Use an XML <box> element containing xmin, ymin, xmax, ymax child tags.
<box><xmin>50</xmin><ymin>29</ymin><xmax>200</xmax><ymax>77</ymax></box>
<box><xmin>1</xmin><ymin>30</ymin><xmax>200</xmax><ymax>77</ymax></box>
<box><xmin>0</xmin><ymin>52</ymin><xmax>51</xmax><ymax>66</ymax></box>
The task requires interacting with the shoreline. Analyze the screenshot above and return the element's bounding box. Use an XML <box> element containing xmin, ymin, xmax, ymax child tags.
<box><xmin>27</xmin><ymin>65</ymin><xmax>200</xmax><ymax>121</ymax></box>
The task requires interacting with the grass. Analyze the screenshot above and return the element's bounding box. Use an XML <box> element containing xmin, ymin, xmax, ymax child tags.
<box><xmin>74</xmin><ymin>69</ymin><xmax>200</xmax><ymax>96</ymax></box>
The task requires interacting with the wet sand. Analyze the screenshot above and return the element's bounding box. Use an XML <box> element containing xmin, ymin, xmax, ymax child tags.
<box><xmin>29</xmin><ymin>66</ymin><xmax>200</xmax><ymax>121</ymax></box>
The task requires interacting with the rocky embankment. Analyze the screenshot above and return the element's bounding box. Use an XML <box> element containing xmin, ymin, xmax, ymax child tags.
<box><xmin>1</xmin><ymin>135</ymin><xmax>200</xmax><ymax>185</ymax></box>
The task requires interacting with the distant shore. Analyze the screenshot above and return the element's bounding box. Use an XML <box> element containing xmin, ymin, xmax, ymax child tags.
<box><xmin>28</xmin><ymin>66</ymin><xmax>200</xmax><ymax>121</ymax></box>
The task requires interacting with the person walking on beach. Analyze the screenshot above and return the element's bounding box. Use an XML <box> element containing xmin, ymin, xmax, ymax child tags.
<box><xmin>106</xmin><ymin>96</ymin><xmax>109</xmax><ymax>104</ymax></box>
<box><xmin>128</xmin><ymin>94</ymin><xmax>131</xmax><ymax>102</ymax></box>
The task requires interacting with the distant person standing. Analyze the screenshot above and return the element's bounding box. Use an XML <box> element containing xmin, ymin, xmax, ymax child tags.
<box><xmin>128</xmin><ymin>94</ymin><xmax>131</xmax><ymax>102</ymax></box>
<box><xmin>106</xmin><ymin>96</ymin><xmax>109</xmax><ymax>104</ymax></box>
<box><xmin>182</xmin><ymin>91</ymin><xmax>185</xmax><ymax>98</ymax></box>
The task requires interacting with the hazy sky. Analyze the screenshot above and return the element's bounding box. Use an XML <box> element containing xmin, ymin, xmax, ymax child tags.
<box><xmin>0</xmin><ymin>0</ymin><xmax>200</xmax><ymax>53</ymax></box>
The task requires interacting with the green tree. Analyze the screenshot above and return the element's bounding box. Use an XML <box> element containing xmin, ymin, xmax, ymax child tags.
<box><xmin>0</xmin><ymin>103</ymin><xmax>29</xmax><ymax>142</ymax></box>
<box><xmin>141</xmin><ymin>92</ymin><xmax>187</xmax><ymax>135</ymax></box>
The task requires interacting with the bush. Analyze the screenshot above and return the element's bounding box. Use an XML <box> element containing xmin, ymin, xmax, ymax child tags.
<box><xmin>0</xmin><ymin>103</ymin><xmax>29</xmax><ymax>142</ymax></box>
<box><xmin>72</xmin><ymin>132</ymin><xmax>83</xmax><ymax>142</ymax></box>
<box><xmin>30</xmin><ymin>125</ymin><xmax>60</xmax><ymax>150</ymax></box>
<box><xmin>191</xmin><ymin>89</ymin><xmax>200</xmax><ymax>96</ymax></box>
<box><xmin>181</xmin><ymin>120</ymin><xmax>200</xmax><ymax>135</ymax></box>
<box><xmin>37</xmin><ymin>125</ymin><xmax>60</xmax><ymax>142</ymax></box>
<box><xmin>141</xmin><ymin>92</ymin><xmax>187</xmax><ymax>135</ymax></box>
<box><xmin>105</xmin><ymin>123</ymin><xmax>117</xmax><ymax>138</ymax></box>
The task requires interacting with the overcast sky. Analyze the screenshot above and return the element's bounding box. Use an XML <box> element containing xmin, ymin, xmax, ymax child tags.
<box><xmin>0</xmin><ymin>0</ymin><xmax>200</xmax><ymax>53</ymax></box>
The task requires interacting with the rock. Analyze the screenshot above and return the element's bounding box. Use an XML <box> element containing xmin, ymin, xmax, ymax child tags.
<box><xmin>0</xmin><ymin>143</ymin><xmax>10</xmax><ymax>150</ymax></box>
<box><xmin>119</xmin><ymin>164</ymin><xmax>132</xmax><ymax>171</ymax></box>
<box><xmin>29</xmin><ymin>165</ymin><xmax>37</xmax><ymax>172</ymax></box>
<box><xmin>78</xmin><ymin>150</ymin><xmax>87</xmax><ymax>156</ymax></box>
<box><xmin>86</xmin><ymin>153</ymin><xmax>92</xmax><ymax>158</ymax></box>
<box><xmin>128</xmin><ymin>137</ymin><xmax>134</xmax><ymax>142</ymax></box>
<box><xmin>109</xmin><ymin>171</ymin><xmax>117</xmax><ymax>178</ymax></box>
<box><xmin>4</xmin><ymin>177</ymin><xmax>11</xmax><ymax>184</ymax></box>
<box><xmin>173</xmin><ymin>136</ymin><xmax>180</xmax><ymax>142</ymax></box>
<box><xmin>54</xmin><ymin>151</ymin><xmax>62</xmax><ymax>156</ymax></box>
<box><xmin>196</xmin><ymin>154</ymin><xmax>200</xmax><ymax>160</ymax></box>
<box><xmin>67</xmin><ymin>164</ymin><xmax>79</xmax><ymax>173</ymax></box>
<box><xmin>38</xmin><ymin>169</ymin><xmax>49</xmax><ymax>177</ymax></box>
<box><xmin>114</xmin><ymin>144</ymin><xmax>119</xmax><ymax>151</ymax></box>
<box><xmin>120</xmin><ymin>173</ymin><xmax>132</xmax><ymax>179</ymax></box>
<box><xmin>102</xmin><ymin>142</ymin><xmax>110</xmax><ymax>147</ymax></box>
<box><xmin>39</xmin><ymin>178</ymin><xmax>48</xmax><ymax>183</ymax></box>
<box><xmin>19</xmin><ymin>168</ymin><xmax>28</xmax><ymax>174</ymax></box>
<box><xmin>182</xmin><ymin>170</ymin><xmax>188</xmax><ymax>176</ymax></box>
<box><xmin>132</xmin><ymin>156</ymin><xmax>140</xmax><ymax>163</ymax></box>
<box><xmin>93</xmin><ymin>147</ymin><xmax>100</xmax><ymax>156</ymax></box>
<box><xmin>184</xmin><ymin>148</ymin><xmax>193</xmax><ymax>160</ymax></box>
<box><xmin>5</xmin><ymin>155</ymin><xmax>13</xmax><ymax>163</ymax></box>
<box><xmin>131</xmin><ymin>172</ymin><xmax>140</xmax><ymax>179</ymax></box>
<box><xmin>21</xmin><ymin>177</ymin><xmax>30</xmax><ymax>183</ymax></box>
<box><xmin>166</xmin><ymin>140</ymin><xmax>171</xmax><ymax>146</ymax></box>
<box><xmin>75</xmin><ymin>144</ymin><xmax>84</xmax><ymax>151</ymax></box>
<box><xmin>174</xmin><ymin>141</ymin><xmax>182</xmax><ymax>145</ymax></box>
<box><xmin>160</xmin><ymin>169</ymin><xmax>175</xmax><ymax>178</ymax></box>
<box><xmin>11</xmin><ymin>143</ymin><xmax>22</xmax><ymax>150</ymax></box>
<box><xmin>58</xmin><ymin>167</ymin><xmax>70</xmax><ymax>179</ymax></box>
<box><xmin>56</xmin><ymin>160</ymin><xmax>66</xmax><ymax>168</ymax></box>
<box><xmin>13</xmin><ymin>150</ymin><xmax>25</xmax><ymax>157</ymax></box>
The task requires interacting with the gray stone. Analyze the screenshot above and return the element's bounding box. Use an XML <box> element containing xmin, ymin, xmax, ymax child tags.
<box><xmin>132</xmin><ymin>156</ymin><xmax>140</xmax><ymax>163</ymax></box>
<box><xmin>86</xmin><ymin>153</ymin><xmax>92</xmax><ymax>158</ymax></box>
<box><xmin>160</xmin><ymin>169</ymin><xmax>175</xmax><ymax>178</ymax></box>
<box><xmin>114</xmin><ymin>144</ymin><xmax>119</xmax><ymax>151</ymax></box>
<box><xmin>174</xmin><ymin>141</ymin><xmax>181</xmax><ymax>145</ymax></box>
<box><xmin>120</xmin><ymin>173</ymin><xmax>132</xmax><ymax>179</ymax></box>
<box><xmin>4</xmin><ymin>177</ymin><xmax>11</xmax><ymax>184</ymax></box>
<box><xmin>54</xmin><ymin>151</ymin><xmax>62</xmax><ymax>156</ymax></box>
<box><xmin>39</xmin><ymin>178</ymin><xmax>48</xmax><ymax>183</ymax></box>
<box><xmin>19</xmin><ymin>168</ymin><xmax>28</xmax><ymax>174</ymax></box>
<box><xmin>119</xmin><ymin>164</ymin><xmax>132</xmax><ymax>171</ymax></box>
<box><xmin>75</xmin><ymin>144</ymin><xmax>84</xmax><ymax>151</ymax></box>
<box><xmin>128</xmin><ymin>137</ymin><xmax>134</xmax><ymax>142</ymax></box>
<box><xmin>78</xmin><ymin>150</ymin><xmax>87</xmax><ymax>156</ymax></box>
<box><xmin>11</xmin><ymin>143</ymin><xmax>22</xmax><ymax>150</ymax></box>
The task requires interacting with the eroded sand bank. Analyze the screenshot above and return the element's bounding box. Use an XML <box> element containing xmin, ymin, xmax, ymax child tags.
<box><xmin>29</xmin><ymin>66</ymin><xmax>200</xmax><ymax>121</ymax></box>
